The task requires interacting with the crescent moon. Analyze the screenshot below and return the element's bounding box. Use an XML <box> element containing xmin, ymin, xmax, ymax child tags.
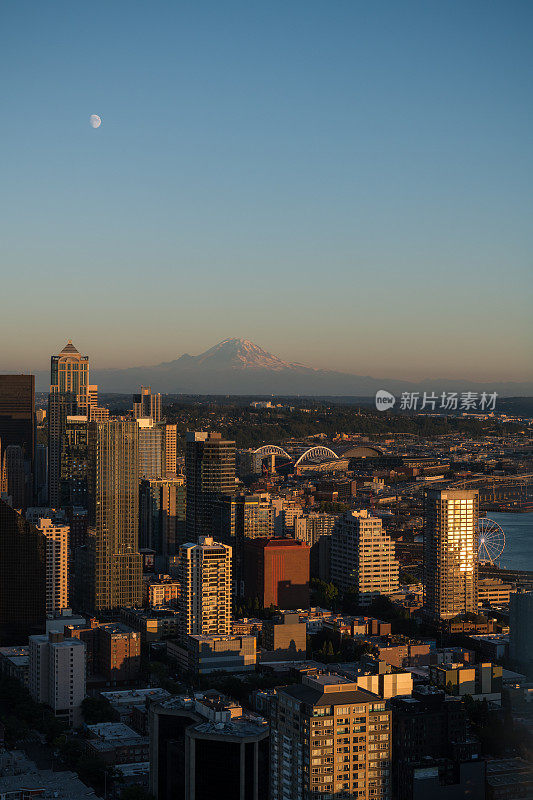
<box><xmin>89</xmin><ymin>115</ymin><xmax>102</xmax><ymax>129</ymax></box>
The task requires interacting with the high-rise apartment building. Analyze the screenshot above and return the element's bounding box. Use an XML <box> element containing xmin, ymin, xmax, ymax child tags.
<box><xmin>294</xmin><ymin>512</ymin><xmax>332</xmax><ymax>547</ymax></box>
<box><xmin>79</xmin><ymin>420</ymin><xmax>142</xmax><ymax>612</ymax></box>
<box><xmin>423</xmin><ymin>489</ymin><xmax>479</xmax><ymax>619</ymax></box>
<box><xmin>164</xmin><ymin>424</ymin><xmax>178</xmax><ymax>477</ymax></box>
<box><xmin>48</xmin><ymin>341</ymin><xmax>94</xmax><ymax>506</ymax></box>
<box><xmin>25</xmin><ymin>510</ymin><xmax>69</xmax><ymax>614</ymax></box>
<box><xmin>330</xmin><ymin>510</ymin><xmax>399</xmax><ymax>606</ymax></box>
<box><xmin>133</xmin><ymin>386</ymin><xmax>161</xmax><ymax>424</ymax></box>
<box><xmin>0</xmin><ymin>374</ymin><xmax>35</xmax><ymax>505</ymax></box>
<box><xmin>270</xmin><ymin>672</ymin><xmax>391</xmax><ymax>800</ymax></box>
<box><xmin>137</xmin><ymin>418</ymin><xmax>164</xmax><ymax>479</ymax></box>
<box><xmin>271</xmin><ymin>496</ymin><xmax>304</xmax><ymax>536</ymax></box>
<box><xmin>185</xmin><ymin>432</ymin><xmax>236</xmax><ymax>541</ymax></box>
<box><xmin>295</xmin><ymin>511</ymin><xmax>340</xmax><ymax>580</ymax></box>
<box><xmin>0</xmin><ymin>498</ymin><xmax>46</xmax><ymax>644</ymax></box>
<box><xmin>177</xmin><ymin>536</ymin><xmax>232</xmax><ymax>640</ymax></box>
<box><xmin>243</xmin><ymin>537</ymin><xmax>310</xmax><ymax>609</ymax></box>
<box><xmin>233</xmin><ymin>492</ymin><xmax>274</xmax><ymax>590</ymax></box>
<box><xmin>29</xmin><ymin>631</ymin><xmax>86</xmax><ymax>726</ymax></box>
<box><xmin>235</xmin><ymin>493</ymin><xmax>274</xmax><ymax>540</ymax></box>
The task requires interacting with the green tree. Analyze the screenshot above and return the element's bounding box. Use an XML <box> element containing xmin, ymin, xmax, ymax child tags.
<box><xmin>81</xmin><ymin>696</ymin><xmax>119</xmax><ymax>725</ymax></box>
<box><xmin>310</xmin><ymin>579</ymin><xmax>339</xmax><ymax>610</ymax></box>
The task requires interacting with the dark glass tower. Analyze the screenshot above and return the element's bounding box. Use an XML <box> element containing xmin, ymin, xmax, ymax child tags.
<box><xmin>60</xmin><ymin>415</ymin><xmax>90</xmax><ymax>507</ymax></box>
<box><xmin>185</xmin><ymin>432</ymin><xmax>236</xmax><ymax>541</ymax></box>
<box><xmin>48</xmin><ymin>341</ymin><xmax>90</xmax><ymax>507</ymax></box>
<box><xmin>0</xmin><ymin>374</ymin><xmax>35</xmax><ymax>507</ymax></box>
<box><xmin>0</xmin><ymin>498</ymin><xmax>46</xmax><ymax>644</ymax></box>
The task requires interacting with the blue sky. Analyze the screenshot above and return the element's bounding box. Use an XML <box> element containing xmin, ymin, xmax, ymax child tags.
<box><xmin>1</xmin><ymin>0</ymin><xmax>532</xmax><ymax>381</ymax></box>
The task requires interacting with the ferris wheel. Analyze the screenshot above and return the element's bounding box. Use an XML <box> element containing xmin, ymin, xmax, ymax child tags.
<box><xmin>477</xmin><ymin>517</ymin><xmax>506</xmax><ymax>565</ymax></box>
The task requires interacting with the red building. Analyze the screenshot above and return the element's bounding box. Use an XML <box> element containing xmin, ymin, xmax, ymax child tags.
<box><xmin>243</xmin><ymin>538</ymin><xmax>310</xmax><ymax>609</ymax></box>
<box><xmin>65</xmin><ymin>619</ymin><xmax>141</xmax><ymax>682</ymax></box>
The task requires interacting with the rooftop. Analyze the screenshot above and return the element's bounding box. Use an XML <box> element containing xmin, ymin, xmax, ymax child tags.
<box><xmin>100</xmin><ymin>687</ymin><xmax>171</xmax><ymax>705</ymax></box>
<box><xmin>155</xmin><ymin>693</ymin><xmax>268</xmax><ymax>739</ymax></box>
<box><xmin>0</xmin><ymin>751</ymin><xmax>100</xmax><ymax>798</ymax></box>
<box><xmin>0</xmin><ymin>646</ymin><xmax>29</xmax><ymax>658</ymax></box>
<box><xmin>279</xmin><ymin>673</ymin><xmax>380</xmax><ymax>707</ymax></box>
<box><xmin>60</xmin><ymin>340</ymin><xmax>80</xmax><ymax>354</ymax></box>
<box><xmin>86</xmin><ymin>723</ymin><xmax>142</xmax><ymax>743</ymax></box>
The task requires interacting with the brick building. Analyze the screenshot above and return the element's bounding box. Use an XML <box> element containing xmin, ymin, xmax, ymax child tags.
<box><xmin>243</xmin><ymin>537</ymin><xmax>310</xmax><ymax>609</ymax></box>
<box><xmin>65</xmin><ymin>619</ymin><xmax>141</xmax><ymax>682</ymax></box>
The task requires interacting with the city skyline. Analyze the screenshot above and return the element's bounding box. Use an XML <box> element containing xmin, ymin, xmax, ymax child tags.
<box><xmin>1</xmin><ymin>3</ymin><xmax>532</xmax><ymax>797</ymax></box>
<box><xmin>2</xmin><ymin>1</ymin><xmax>532</xmax><ymax>382</ymax></box>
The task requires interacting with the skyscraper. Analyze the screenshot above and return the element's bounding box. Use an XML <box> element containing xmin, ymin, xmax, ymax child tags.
<box><xmin>270</xmin><ymin>672</ymin><xmax>392</xmax><ymax>800</ymax></box>
<box><xmin>137</xmin><ymin>418</ymin><xmax>164</xmax><ymax>479</ymax></box>
<box><xmin>509</xmin><ymin>592</ymin><xmax>533</xmax><ymax>674</ymax></box>
<box><xmin>1</xmin><ymin>444</ymin><xmax>26</xmax><ymax>508</ymax></box>
<box><xmin>330</xmin><ymin>510</ymin><xmax>399</xmax><ymax>605</ymax></box>
<box><xmin>60</xmin><ymin>415</ymin><xmax>89</xmax><ymax>507</ymax></box>
<box><xmin>50</xmin><ymin>341</ymin><xmax>90</xmax><ymax>411</ymax></box>
<box><xmin>0</xmin><ymin>498</ymin><xmax>46</xmax><ymax>644</ymax></box>
<box><xmin>0</xmin><ymin>374</ymin><xmax>35</xmax><ymax>453</ymax></box>
<box><xmin>80</xmin><ymin>419</ymin><xmax>142</xmax><ymax>612</ymax></box>
<box><xmin>139</xmin><ymin>475</ymin><xmax>186</xmax><ymax>554</ymax></box>
<box><xmin>423</xmin><ymin>489</ymin><xmax>479</xmax><ymax>619</ymax></box>
<box><xmin>133</xmin><ymin>386</ymin><xmax>161</xmax><ymax>424</ymax></box>
<box><xmin>234</xmin><ymin>492</ymin><xmax>274</xmax><ymax>590</ymax></box>
<box><xmin>177</xmin><ymin>536</ymin><xmax>232</xmax><ymax>640</ymax></box>
<box><xmin>164</xmin><ymin>423</ymin><xmax>178</xmax><ymax>477</ymax></box>
<box><xmin>185</xmin><ymin>431</ymin><xmax>236</xmax><ymax>541</ymax></box>
<box><xmin>34</xmin><ymin>443</ymin><xmax>48</xmax><ymax>505</ymax></box>
<box><xmin>0</xmin><ymin>374</ymin><xmax>35</xmax><ymax>507</ymax></box>
<box><xmin>48</xmin><ymin>341</ymin><xmax>93</xmax><ymax>506</ymax></box>
<box><xmin>25</xmin><ymin>510</ymin><xmax>69</xmax><ymax>614</ymax></box>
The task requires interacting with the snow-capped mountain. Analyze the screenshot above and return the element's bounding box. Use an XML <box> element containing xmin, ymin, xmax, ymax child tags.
<box><xmin>180</xmin><ymin>338</ymin><xmax>310</xmax><ymax>372</ymax></box>
<box><xmin>30</xmin><ymin>338</ymin><xmax>533</xmax><ymax>395</ymax></box>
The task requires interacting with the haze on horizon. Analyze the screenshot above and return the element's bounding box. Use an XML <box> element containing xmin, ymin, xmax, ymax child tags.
<box><xmin>1</xmin><ymin>1</ymin><xmax>532</xmax><ymax>384</ymax></box>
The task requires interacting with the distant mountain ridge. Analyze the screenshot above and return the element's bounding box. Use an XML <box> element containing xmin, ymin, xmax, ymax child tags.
<box><xmin>30</xmin><ymin>337</ymin><xmax>533</xmax><ymax>396</ymax></box>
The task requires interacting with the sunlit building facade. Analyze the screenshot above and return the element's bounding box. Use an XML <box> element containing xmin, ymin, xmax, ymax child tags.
<box><xmin>423</xmin><ymin>489</ymin><xmax>479</xmax><ymax>619</ymax></box>
<box><xmin>177</xmin><ymin>536</ymin><xmax>232</xmax><ymax>640</ymax></box>
<box><xmin>79</xmin><ymin>420</ymin><xmax>142</xmax><ymax>612</ymax></box>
